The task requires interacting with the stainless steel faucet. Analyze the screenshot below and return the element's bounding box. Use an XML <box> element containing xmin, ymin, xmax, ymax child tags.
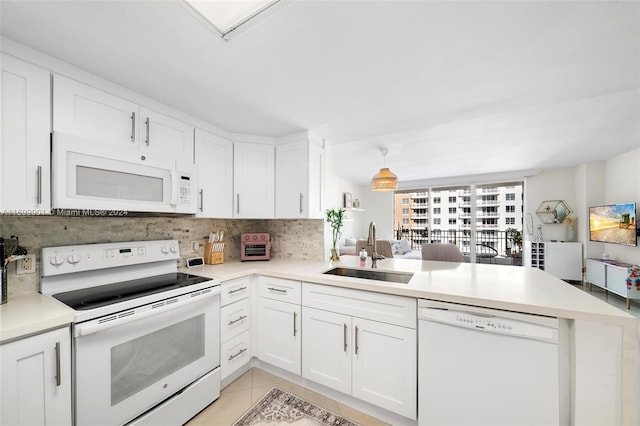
<box><xmin>367</xmin><ymin>221</ymin><xmax>385</xmax><ymax>268</ymax></box>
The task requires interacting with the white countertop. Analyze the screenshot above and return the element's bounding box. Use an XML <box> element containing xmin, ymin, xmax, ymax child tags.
<box><xmin>0</xmin><ymin>293</ymin><xmax>74</xmax><ymax>343</ymax></box>
<box><xmin>187</xmin><ymin>257</ymin><xmax>636</xmax><ymax>324</ymax></box>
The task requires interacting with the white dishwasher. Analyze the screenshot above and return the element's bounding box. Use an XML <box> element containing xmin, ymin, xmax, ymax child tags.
<box><xmin>418</xmin><ymin>299</ymin><xmax>569</xmax><ymax>426</ymax></box>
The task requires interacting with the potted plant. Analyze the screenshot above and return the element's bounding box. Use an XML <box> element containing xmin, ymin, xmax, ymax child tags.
<box><xmin>506</xmin><ymin>227</ymin><xmax>523</xmax><ymax>255</ymax></box>
<box><xmin>326</xmin><ymin>208</ymin><xmax>346</xmax><ymax>261</ymax></box>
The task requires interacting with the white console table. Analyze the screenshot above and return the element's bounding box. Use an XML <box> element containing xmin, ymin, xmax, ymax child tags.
<box><xmin>525</xmin><ymin>241</ymin><xmax>583</xmax><ymax>281</ymax></box>
<box><xmin>585</xmin><ymin>258</ymin><xmax>639</xmax><ymax>309</ymax></box>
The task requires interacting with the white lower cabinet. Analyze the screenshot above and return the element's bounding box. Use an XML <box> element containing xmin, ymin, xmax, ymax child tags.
<box><xmin>0</xmin><ymin>326</ymin><xmax>71</xmax><ymax>426</ymax></box>
<box><xmin>351</xmin><ymin>316</ymin><xmax>416</xmax><ymax>419</ymax></box>
<box><xmin>257</xmin><ymin>297</ymin><xmax>301</xmax><ymax>375</ymax></box>
<box><xmin>302</xmin><ymin>307</ymin><xmax>352</xmax><ymax>394</ymax></box>
<box><xmin>301</xmin><ymin>283</ymin><xmax>417</xmax><ymax>420</ymax></box>
<box><xmin>220</xmin><ymin>278</ymin><xmax>252</xmax><ymax>380</ymax></box>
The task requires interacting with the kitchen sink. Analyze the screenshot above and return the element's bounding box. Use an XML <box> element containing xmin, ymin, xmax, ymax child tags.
<box><xmin>323</xmin><ymin>267</ymin><xmax>414</xmax><ymax>284</ymax></box>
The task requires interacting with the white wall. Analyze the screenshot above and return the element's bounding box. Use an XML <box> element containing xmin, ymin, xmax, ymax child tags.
<box><xmin>599</xmin><ymin>148</ymin><xmax>640</xmax><ymax>263</ymax></box>
<box><xmin>526</xmin><ymin>148</ymin><xmax>639</xmax><ymax>265</ymax></box>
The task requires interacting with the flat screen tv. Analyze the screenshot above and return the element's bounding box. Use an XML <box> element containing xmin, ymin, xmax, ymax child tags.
<box><xmin>589</xmin><ymin>202</ymin><xmax>637</xmax><ymax>247</ymax></box>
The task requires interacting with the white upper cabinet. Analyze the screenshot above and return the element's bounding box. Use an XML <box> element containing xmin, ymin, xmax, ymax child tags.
<box><xmin>194</xmin><ymin>128</ymin><xmax>233</xmax><ymax>218</ymax></box>
<box><xmin>139</xmin><ymin>107</ymin><xmax>193</xmax><ymax>163</ymax></box>
<box><xmin>233</xmin><ymin>141</ymin><xmax>275</xmax><ymax>218</ymax></box>
<box><xmin>53</xmin><ymin>74</ymin><xmax>138</xmax><ymax>148</ymax></box>
<box><xmin>1</xmin><ymin>53</ymin><xmax>51</xmax><ymax>214</ymax></box>
<box><xmin>53</xmin><ymin>74</ymin><xmax>193</xmax><ymax>164</ymax></box>
<box><xmin>275</xmin><ymin>133</ymin><xmax>325</xmax><ymax>219</ymax></box>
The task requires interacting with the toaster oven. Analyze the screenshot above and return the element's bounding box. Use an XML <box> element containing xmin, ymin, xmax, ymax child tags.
<box><xmin>240</xmin><ymin>233</ymin><xmax>271</xmax><ymax>261</ymax></box>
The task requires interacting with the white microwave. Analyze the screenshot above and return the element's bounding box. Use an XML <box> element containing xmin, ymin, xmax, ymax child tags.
<box><xmin>52</xmin><ymin>133</ymin><xmax>197</xmax><ymax>214</ymax></box>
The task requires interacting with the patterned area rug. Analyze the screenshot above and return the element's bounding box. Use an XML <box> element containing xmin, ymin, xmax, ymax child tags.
<box><xmin>232</xmin><ymin>387</ymin><xmax>361</xmax><ymax>426</ymax></box>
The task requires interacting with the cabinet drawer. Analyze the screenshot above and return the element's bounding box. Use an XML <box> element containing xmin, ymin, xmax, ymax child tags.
<box><xmin>221</xmin><ymin>277</ymin><xmax>251</xmax><ymax>306</ymax></box>
<box><xmin>220</xmin><ymin>298</ymin><xmax>250</xmax><ymax>343</ymax></box>
<box><xmin>302</xmin><ymin>283</ymin><xmax>416</xmax><ymax>329</ymax></box>
<box><xmin>221</xmin><ymin>330</ymin><xmax>251</xmax><ymax>380</ymax></box>
<box><xmin>259</xmin><ymin>276</ymin><xmax>301</xmax><ymax>304</ymax></box>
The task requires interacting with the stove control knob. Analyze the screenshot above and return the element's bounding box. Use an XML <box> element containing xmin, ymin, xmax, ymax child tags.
<box><xmin>161</xmin><ymin>246</ymin><xmax>169</xmax><ymax>254</ymax></box>
<box><xmin>49</xmin><ymin>255</ymin><xmax>65</xmax><ymax>266</ymax></box>
<box><xmin>170</xmin><ymin>244</ymin><xmax>178</xmax><ymax>253</ymax></box>
<box><xmin>67</xmin><ymin>254</ymin><xmax>81</xmax><ymax>264</ymax></box>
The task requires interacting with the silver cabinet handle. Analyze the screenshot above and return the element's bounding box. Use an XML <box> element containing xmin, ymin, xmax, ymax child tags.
<box><xmin>299</xmin><ymin>193</ymin><xmax>304</xmax><ymax>214</ymax></box>
<box><xmin>354</xmin><ymin>325</ymin><xmax>359</xmax><ymax>355</ymax></box>
<box><xmin>55</xmin><ymin>341</ymin><xmax>61</xmax><ymax>387</ymax></box>
<box><xmin>36</xmin><ymin>165</ymin><xmax>42</xmax><ymax>204</ymax></box>
<box><xmin>228</xmin><ymin>286</ymin><xmax>247</xmax><ymax>295</ymax></box>
<box><xmin>268</xmin><ymin>287</ymin><xmax>287</xmax><ymax>293</ymax></box>
<box><xmin>228</xmin><ymin>315</ymin><xmax>247</xmax><ymax>326</ymax></box>
<box><xmin>228</xmin><ymin>347</ymin><xmax>247</xmax><ymax>361</ymax></box>
<box><xmin>343</xmin><ymin>323</ymin><xmax>347</xmax><ymax>352</ymax></box>
<box><xmin>199</xmin><ymin>189</ymin><xmax>204</xmax><ymax>212</ymax></box>
<box><xmin>293</xmin><ymin>311</ymin><xmax>297</xmax><ymax>337</ymax></box>
<box><xmin>145</xmin><ymin>117</ymin><xmax>150</xmax><ymax>146</ymax></box>
<box><xmin>130</xmin><ymin>112</ymin><xmax>136</xmax><ymax>142</ymax></box>
<box><xmin>236</xmin><ymin>194</ymin><xmax>240</xmax><ymax>215</ymax></box>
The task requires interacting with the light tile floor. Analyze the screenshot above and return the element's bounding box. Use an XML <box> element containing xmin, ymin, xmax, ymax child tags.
<box><xmin>186</xmin><ymin>368</ymin><xmax>389</xmax><ymax>426</ymax></box>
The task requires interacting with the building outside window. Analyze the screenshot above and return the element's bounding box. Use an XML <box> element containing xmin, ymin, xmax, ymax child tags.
<box><xmin>393</xmin><ymin>182</ymin><xmax>523</xmax><ymax>260</ymax></box>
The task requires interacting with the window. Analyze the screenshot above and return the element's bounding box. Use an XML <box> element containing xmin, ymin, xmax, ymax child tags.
<box><xmin>505</xmin><ymin>205</ymin><xmax>515</xmax><ymax>213</ymax></box>
<box><xmin>433</xmin><ymin>218</ymin><xmax>441</xmax><ymax>225</ymax></box>
<box><xmin>449</xmin><ymin>218</ymin><xmax>457</xmax><ymax>225</ymax></box>
<box><xmin>448</xmin><ymin>196</ymin><xmax>456</xmax><ymax>203</ymax></box>
<box><xmin>433</xmin><ymin>207</ymin><xmax>441</xmax><ymax>214</ymax></box>
<box><xmin>433</xmin><ymin>197</ymin><xmax>441</xmax><ymax>204</ymax></box>
<box><xmin>402</xmin><ymin>208</ymin><xmax>409</xmax><ymax>215</ymax></box>
<box><xmin>506</xmin><ymin>193</ymin><xmax>515</xmax><ymax>201</ymax></box>
<box><xmin>449</xmin><ymin>207</ymin><xmax>457</xmax><ymax>214</ymax></box>
<box><xmin>506</xmin><ymin>218</ymin><xmax>515</xmax><ymax>225</ymax></box>
<box><xmin>402</xmin><ymin>218</ymin><xmax>410</xmax><ymax>225</ymax></box>
<box><xmin>402</xmin><ymin>198</ymin><xmax>409</xmax><ymax>205</ymax></box>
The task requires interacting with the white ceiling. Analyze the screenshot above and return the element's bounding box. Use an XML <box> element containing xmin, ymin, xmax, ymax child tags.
<box><xmin>1</xmin><ymin>0</ymin><xmax>638</xmax><ymax>187</ymax></box>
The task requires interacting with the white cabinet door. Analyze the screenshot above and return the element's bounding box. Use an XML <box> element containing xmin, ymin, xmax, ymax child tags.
<box><xmin>585</xmin><ymin>259</ymin><xmax>606</xmax><ymax>288</ymax></box>
<box><xmin>1</xmin><ymin>54</ymin><xmax>51</xmax><ymax>213</ymax></box>
<box><xmin>352</xmin><ymin>317</ymin><xmax>417</xmax><ymax>420</ymax></box>
<box><xmin>301</xmin><ymin>307</ymin><xmax>352</xmax><ymax>395</ymax></box>
<box><xmin>233</xmin><ymin>142</ymin><xmax>274</xmax><ymax>218</ymax></box>
<box><xmin>139</xmin><ymin>107</ymin><xmax>193</xmax><ymax>164</ymax></box>
<box><xmin>258</xmin><ymin>298</ymin><xmax>300</xmax><ymax>374</ymax></box>
<box><xmin>606</xmin><ymin>266</ymin><xmax>628</xmax><ymax>296</ymax></box>
<box><xmin>545</xmin><ymin>242</ymin><xmax>582</xmax><ymax>281</ymax></box>
<box><xmin>53</xmin><ymin>74</ymin><xmax>139</xmax><ymax>148</ymax></box>
<box><xmin>0</xmin><ymin>327</ymin><xmax>71</xmax><ymax>426</ymax></box>
<box><xmin>194</xmin><ymin>129</ymin><xmax>233</xmax><ymax>218</ymax></box>
<box><xmin>275</xmin><ymin>139</ymin><xmax>324</xmax><ymax>219</ymax></box>
<box><xmin>306</xmin><ymin>141</ymin><xmax>325</xmax><ymax>219</ymax></box>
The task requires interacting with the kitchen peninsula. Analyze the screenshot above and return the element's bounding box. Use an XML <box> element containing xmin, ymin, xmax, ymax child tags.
<box><xmin>1</xmin><ymin>257</ymin><xmax>637</xmax><ymax>425</ymax></box>
<box><xmin>191</xmin><ymin>257</ymin><xmax>638</xmax><ymax>425</ymax></box>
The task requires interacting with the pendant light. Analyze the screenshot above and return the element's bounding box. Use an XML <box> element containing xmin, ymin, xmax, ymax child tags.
<box><xmin>371</xmin><ymin>148</ymin><xmax>398</xmax><ymax>191</ymax></box>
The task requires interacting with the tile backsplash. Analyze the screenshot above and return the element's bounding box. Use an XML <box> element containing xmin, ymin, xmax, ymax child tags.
<box><xmin>1</xmin><ymin>216</ymin><xmax>324</xmax><ymax>297</ymax></box>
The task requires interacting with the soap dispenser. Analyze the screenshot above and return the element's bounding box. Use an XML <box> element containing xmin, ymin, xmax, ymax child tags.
<box><xmin>359</xmin><ymin>248</ymin><xmax>367</xmax><ymax>267</ymax></box>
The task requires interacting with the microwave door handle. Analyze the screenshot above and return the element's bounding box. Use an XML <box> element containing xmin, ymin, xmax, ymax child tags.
<box><xmin>169</xmin><ymin>169</ymin><xmax>178</xmax><ymax>206</ymax></box>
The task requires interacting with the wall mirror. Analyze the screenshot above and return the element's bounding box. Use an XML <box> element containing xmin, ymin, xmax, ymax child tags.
<box><xmin>536</xmin><ymin>200</ymin><xmax>572</xmax><ymax>224</ymax></box>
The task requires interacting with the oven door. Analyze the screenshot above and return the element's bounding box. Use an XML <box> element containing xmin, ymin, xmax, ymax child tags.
<box><xmin>73</xmin><ymin>289</ymin><xmax>220</xmax><ymax>426</ymax></box>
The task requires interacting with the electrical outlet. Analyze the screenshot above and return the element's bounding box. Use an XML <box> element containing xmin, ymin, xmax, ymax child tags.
<box><xmin>16</xmin><ymin>254</ymin><xmax>36</xmax><ymax>275</ymax></box>
<box><xmin>190</xmin><ymin>241</ymin><xmax>199</xmax><ymax>253</ymax></box>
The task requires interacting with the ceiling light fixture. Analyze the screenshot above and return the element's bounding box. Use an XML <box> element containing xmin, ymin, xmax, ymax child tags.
<box><xmin>183</xmin><ymin>0</ymin><xmax>284</xmax><ymax>40</ymax></box>
<box><xmin>371</xmin><ymin>148</ymin><xmax>398</xmax><ymax>192</ymax></box>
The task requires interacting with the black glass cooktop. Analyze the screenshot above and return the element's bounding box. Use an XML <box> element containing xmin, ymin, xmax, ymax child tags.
<box><xmin>53</xmin><ymin>272</ymin><xmax>212</xmax><ymax>310</ymax></box>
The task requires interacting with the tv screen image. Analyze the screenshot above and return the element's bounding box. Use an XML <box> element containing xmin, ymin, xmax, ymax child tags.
<box><xmin>589</xmin><ymin>203</ymin><xmax>637</xmax><ymax>246</ymax></box>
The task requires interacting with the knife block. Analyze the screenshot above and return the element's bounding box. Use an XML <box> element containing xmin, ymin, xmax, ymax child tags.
<box><xmin>205</xmin><ymin>242</ymin><xmax>224</xmax><ymax>265</ymax></box>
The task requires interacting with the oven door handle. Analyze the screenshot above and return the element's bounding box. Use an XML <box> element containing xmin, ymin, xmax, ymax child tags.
<box><xmin>74</xmin><ymin>286</ymin><xmax>221</xmax><ymax>338</ymax></box>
